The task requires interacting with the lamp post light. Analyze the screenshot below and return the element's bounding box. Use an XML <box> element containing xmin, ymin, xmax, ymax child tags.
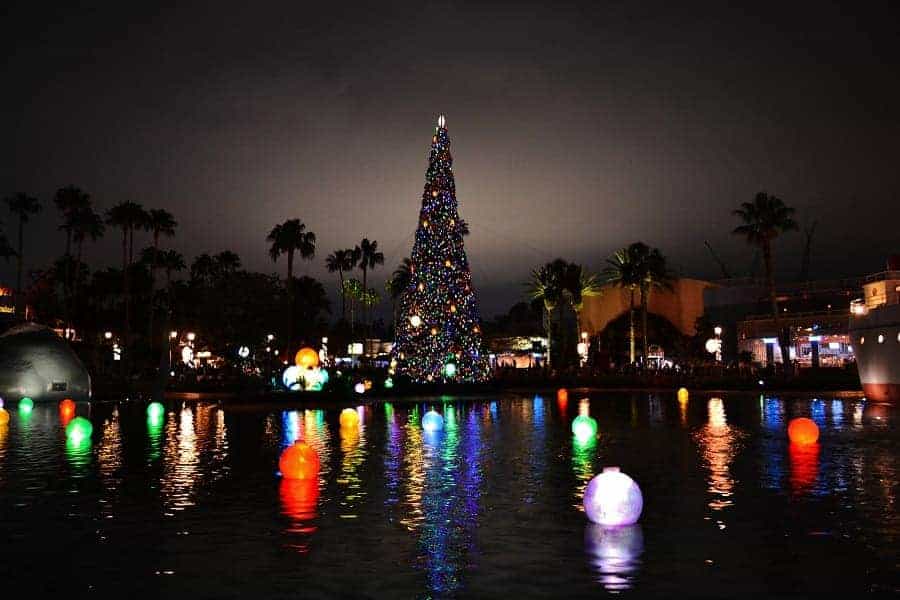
<box><xmin>104</xmin><ymin>331</ymin><xmax>113</xmax><ymax>340</ymax></box>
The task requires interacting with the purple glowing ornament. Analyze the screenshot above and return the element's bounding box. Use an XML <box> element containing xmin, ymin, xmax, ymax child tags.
<box><xmin>583</xmin><ymin>467</ymin><xmax>643</xmax><ymax>526</ymax></box>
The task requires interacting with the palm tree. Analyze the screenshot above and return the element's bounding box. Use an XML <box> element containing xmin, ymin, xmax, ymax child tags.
<box><xmin>71</xmin><ymin>206</ymin><xmax>104</xmax><ymax>325</ymax></box>
<box><xmin>386</xmin><ymin>257</ymin><xmax>413</xmax><ymax>330</ymax></box>
<box><xmin>190</xmin><ymin>253</ymin><xmax>217</xmax><ymax>286</ymax></box>
<box><xmin>343</xmin><ymin>278</ymin><xmax>363</xmax><ymax>333</ymax></box>
<box><xmin>214</xmin><ymin>250</ymin><xmax>241</xmax><ymax>276</ymax></box>
<box><xmin>604</xmin><ymin>245</ymin><xmax>643</xmax><ymax>364</ymax></box>
<box><xmin>528</xmin><ymin>259</ymin><xmax>601</xmax><ymax>368</ymax></box>
<box><xmin>54</xmin><ymin>186</ymin><xmax>91</xmax><ymax>323</ymax></box>
<box><xmin>356</xmin><ymin>238</ymin><xmax>384</xmax><ymax>331</ymax></box>
<box><xmin>638</xmin><ymin>246</ymin><xmax>675</xmax><ymax>363</ymax></box>
<box><xmin>106</xmin><ymin>201</ymin><xmax>148</xmax><ymax>359</ymax></box>
<box><xmin>326</xmin><ymin>248</ymin><xmax>357</xmax><ymax>320</ymax></box>
<box><xmin>160</xmin><ymin>249</ymin><xmax>186</xmax><ymax>298</ymax></box>
<box><xmin>267</xmin><ymin>219</ymin><xmax>316</xmax><ymax>347</ymax></box>
<box><xmin>4</xmin><ymin>193</ymin><xmax>42</xmax><ymax>317</ymax></box>
<box><xmin>733</xmin><ymin>192</ymin><xmax>798</xmax><ymax>375</ymax></box>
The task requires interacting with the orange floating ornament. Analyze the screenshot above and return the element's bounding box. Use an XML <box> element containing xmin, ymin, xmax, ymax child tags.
<box><xmin>279</xmin><ymin>441</ymin><xmax>320</xmax><ymax>480</ymax></box>
<box><xmin>59</xmin><ymin>398</ymin><xmax>76</xmax><ymax>422</ymax></box>
<box><xmin>787</xmin><ymin>417</ymin><xmax>819</xmax><ymax>445</ymax></box>
<box><xmin>294</xmin><ymin>347</ymin><xmax>319</xmax><ymax>369</ymax></box>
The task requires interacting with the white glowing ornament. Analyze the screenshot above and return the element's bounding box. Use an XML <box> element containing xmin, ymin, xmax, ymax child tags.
<box><xmin>437</xmin><ymin>114</ymin><xmax>446</xmax><ymax>128</ymax></box>
<box><xmin>354</xmin><ymin>382</ymin><xmax>366</xmax><ymax>394</ymax></box>
<box><xmin>237</xmin><ymin>345</ymin><xmax>250</xmax><ymax>358</ymax></box>
<box><xmin>410</xmin><ymin>315</ymin><xmax>422</xmax><ymax>328</ymax></box>
<box><xmin>282</xmin><ymin>366</ymin><xmax>302</xmax><ymax>391</ymax></box>
<box><xmin>583</xmin><ymin>467</ymin><xmax>643</xmax><ymax>526</ymax></box>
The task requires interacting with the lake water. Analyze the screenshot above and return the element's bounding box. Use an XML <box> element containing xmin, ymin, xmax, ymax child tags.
<box><xmin>0</xmin><ymin>392</ymin><xmax>896</xmax><ymax>597</ymax></box>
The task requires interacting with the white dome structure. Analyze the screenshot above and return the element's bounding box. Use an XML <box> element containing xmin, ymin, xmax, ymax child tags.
<box><xmin>0</xmin><ymin>323</ymin><xmax>91</xmax><ymax>402</ymax></box>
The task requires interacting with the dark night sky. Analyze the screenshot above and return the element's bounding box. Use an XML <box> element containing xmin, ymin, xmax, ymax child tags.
<box><xmin>3</xmin><ymin>0</ymin><xmax>899</xmax><ymax>318</ymax></box>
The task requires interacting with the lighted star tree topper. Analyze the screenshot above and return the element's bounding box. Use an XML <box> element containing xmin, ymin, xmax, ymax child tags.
<box><xmin>391</xmin><ymin>115</ymin><xmax>490</xmax><ymax>383</ymax></box>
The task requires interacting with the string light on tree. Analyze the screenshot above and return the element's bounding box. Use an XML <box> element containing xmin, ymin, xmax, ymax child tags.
<box><xmin>391</xmin><ymin>115</ymin><xmax>490</xmax><ymax>383</ymax></box>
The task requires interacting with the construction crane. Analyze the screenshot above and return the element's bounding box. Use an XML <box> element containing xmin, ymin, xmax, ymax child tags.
<box><xmin>798</xmin><ymin>221</ymin><xmax>817</xmax><ymax>282</ymax></box>
<box><xmin>704</xmin><ymin>241</ymin><xmax>731</xmax><ymax>279</ymax></box>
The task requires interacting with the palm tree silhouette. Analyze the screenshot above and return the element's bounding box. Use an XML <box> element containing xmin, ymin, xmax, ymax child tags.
<box><xmin>356</xmin><ymin>238</ymin><xmax>384</xmax><ymax>332</ymax></box>
<box><xmin>71</xmin><ymin>206</ymin><xmax>105</xmax><ymax>326</ymax></box>
<box><xmin>733</xmin><ymin>192</ymin><xmax>798</xmax><ymax>375</ymax></box>
<box><xmin>529</xmin><ymin>258</ymin><xmax>600</xmax><ymax>368</ymax></box>
<box><xmin>54</xmin><ymin>186</ymin><xmax>91</xmax><ymax>324</ymax></box>
<box><xmin>267</xmin><ymin>219</ymin><xmax>316</xmax><ymax>347</ymax></box>
<box><xmin>3</xmin><ymin>193</ymin><xmax>42</xmax><ymax>318</ymax></box>
<box><xmin>638</xmin><ymin>246</ymin><xmax>675</xmax><ymax>363</ymax></box>
<box><xmin>604</xmin><ymin>245</ymin><xmax>643</xmax><ymax>364</ymax></box>
<box><xmin>326</xmin><ymin>248</ymin><xmax>357</xmax><ymax>320</ymax></box>
<box><xmin>144</xmin><ymin>209</ymin><xmax>177</xmax><ymax>347</ymax></box>
<box><xmin>106</xmin><ymin>201</ymin><xmax>148</xmax><ymax>362</ymax></box>
<box><xmin>386</xmin><ymin>257</ymin><xmax>413</xmax><ymax>332</ymax></box>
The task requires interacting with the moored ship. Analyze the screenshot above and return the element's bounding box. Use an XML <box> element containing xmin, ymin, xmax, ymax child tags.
<box><xmin>848</xmin><ymin>261</ymin><xmax>900</xmax><ymax>404</ymax></box>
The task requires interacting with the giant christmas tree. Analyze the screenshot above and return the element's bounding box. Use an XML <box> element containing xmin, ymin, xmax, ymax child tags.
<box><xmin>391</xmin><ymin>115</ymin><xmax>490</xmax><ymax>383</ymax></box>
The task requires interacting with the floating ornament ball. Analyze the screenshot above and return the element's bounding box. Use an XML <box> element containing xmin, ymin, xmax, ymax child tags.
<box><xmin>59</xmin><ymin>398</ymin><xmax>76</xmax><ymax>419</ymax></box>
<box><xmin>788</xmin><ymin>417</ymin><xmax>819</xmax><ymax>445</ymax></box>
<box><xmin>557</xmin><ymin>388</ymin><xmax>569</xmax><ymax>403</ymax></box>
<box><xmin>0</xmin><ymin>408</ymin><xmax>8</xmax><ymax>425</ymax></box>
<box><xmin>279</xmin><ymin>441</ymin><xmax>320</xmax><ymax>480</ymax></box>
<box><xmin>19</xmin><ymin>397</ymin><xmax>34</xmax><ymax>414</ymax></box>
<box><xmin>282</xmin><ymin>365</ymin><xmax>302</xmax><ymax>391</ymax></box>
<box><xmin>65</xmin><ymin>416</ymin><xmax>93</xmax><ymax>444</ymax></box>
<box><xmin>422</xmin><ymin>410</ymin><xmax>445</xmax><ymax>432</ymax></box>
<box><xmin>147</xmin><ymin>401</ymin><xmax>165</xmax><ymax>421</ymax></box>
<box><xmin>340</xmin><ymin>407</ymin><xmax>360</xmax><ymax>429</ymax></box>
<box><xmin>677</xmin><ymin>388</ymin><xmax>689</xmax><ymax>403</ymax></box>
<box><xmin>294</xmin><ymin>347</ymin><xmax>319</xmax><ymax>369</ymax></box>
<box><xmin>572</xmin><ymin>415</ymin><xmax>598</xmax><ymax>441</ymax></box>
<box><xmin>354</xmin><ymin>382</ymin><xmax>366</xmax><ymax>394</ymax></box>
<box><xmin>583</xmin><ymin>467</ymin><xmax>644</xmax><ymax>526</ymax></box>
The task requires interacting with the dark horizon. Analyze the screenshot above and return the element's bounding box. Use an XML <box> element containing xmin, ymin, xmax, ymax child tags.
<box><xmin>4</xmin><ymin>0</ymin><xmax>899</xmax><ymax>319</ymax></box>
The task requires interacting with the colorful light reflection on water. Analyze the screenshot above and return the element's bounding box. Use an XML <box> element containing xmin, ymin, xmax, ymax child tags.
<box><xmin>0</xmin><ymin>394</ymin><xmax>894</xmax><ymax>596</ymax></box>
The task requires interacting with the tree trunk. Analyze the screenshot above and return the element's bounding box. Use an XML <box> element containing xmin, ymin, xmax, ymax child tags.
<box><xmin>763</xmin><ymin>240</ymin><xmax>792</xmax><ymax>376</ymax></box>
<box><xmin>15</xmin><ymin>218</ymin><xmax>23</xmax><ymax>318</ymax></box>
<box><xmin>75</xmin><ymin>239</ymin><xmax>84</xmax><ymax>330</ymax></box>
<box><xmin>148</xmin><ymin>231</ymin><xmax>159</xmax><ymax>353</ymax></box>
<box><xmin>122</xmin><ymin>228</ymin><xmax>130</xmax><ymax>376</ymax></box>
<box><xmin>339</xmin><ymin>268</ymin><xmax>346</xmax><ymax>320</ymax></box>
<box><xmin>361</xmin><ymin>265</ymin><xmax>368</xmax><ymax>335</ymax></box>
<box><xmin>628</xmin><ymin>287</ymin><xmax>635</xmax><ymax>365</ymax></box>
<box><xmin>286</xmin><ymin>250</ymin><xmax>294</xmax><ymax>350</ymax></box>
<box><xmin>63</xmin><ymin>230</ymin><xmax>72</xmax><ymax>331</ymax></box>
<box><xmin>641</xmin><ymin>283</ymin><xmax>649</xmax><ymax>364</ymax></box>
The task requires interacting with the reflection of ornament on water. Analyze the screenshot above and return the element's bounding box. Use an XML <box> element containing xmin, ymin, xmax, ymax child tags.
<box><xmin>280</xmin><ymin>478</ymin><xmax>320</xmax><ymax>552</ymax></box>
<box><xmin>583</xmin><ymin>467</ymin><xmax>643</xmax><ymax>526</ymax></box>
<box><xmin>787</xmin><ymin>417</ymin><xmax>819</xmax><ymax>445</ymax></box>
<box><xmin>0</xmin><ymin>408</ymin><xmax>8</xmax><ymax>426</ymax></box>
<box><xmin>19</xmin><ymin>397</ymin><xmax>34</xmax><ymax>415</ymax></box>
<box><xmin>584</xmin><ymin>523</ymin><xmax>644</xmax><ymax>592</ymax></box>
<box><xmin>677</xmin><ymin>387</ymin><xmax>689</xmax><ymax>404</ymax></box>
<box><xmin>788</xmin><ymin>442</ymin><xmax>819</xmax><ymax>496</ymax></box>
<box><xmin>695</xmin><ymin>398</ymin><xmax>742</xmax><ymax>512</ymax></box>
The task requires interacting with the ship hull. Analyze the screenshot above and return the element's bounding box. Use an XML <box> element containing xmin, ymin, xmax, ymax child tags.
<box><xmin>850</xmin><ymin>303</ymin><xmax>900</xmax><ymax>405</ymax></box>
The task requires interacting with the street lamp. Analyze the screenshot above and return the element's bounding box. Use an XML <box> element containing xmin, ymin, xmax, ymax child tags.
<box><xmin>713</xmin><ymin>326</ymin><xmax>722</xmax><ymax>362</ymax></box>
<box><xmin>187</xmin><ymin>332</ymin><xmax>196</xmax><ymax>342</ymax></box>
<box><xmin>104</xmin><ymin>331</ymin><xmax>113</xmax><ymax>340</ymax></box>
<box><xmin>170</xmin><ymin>330</ymin><xmax>178</xmax><ymax>339</ymax></box>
